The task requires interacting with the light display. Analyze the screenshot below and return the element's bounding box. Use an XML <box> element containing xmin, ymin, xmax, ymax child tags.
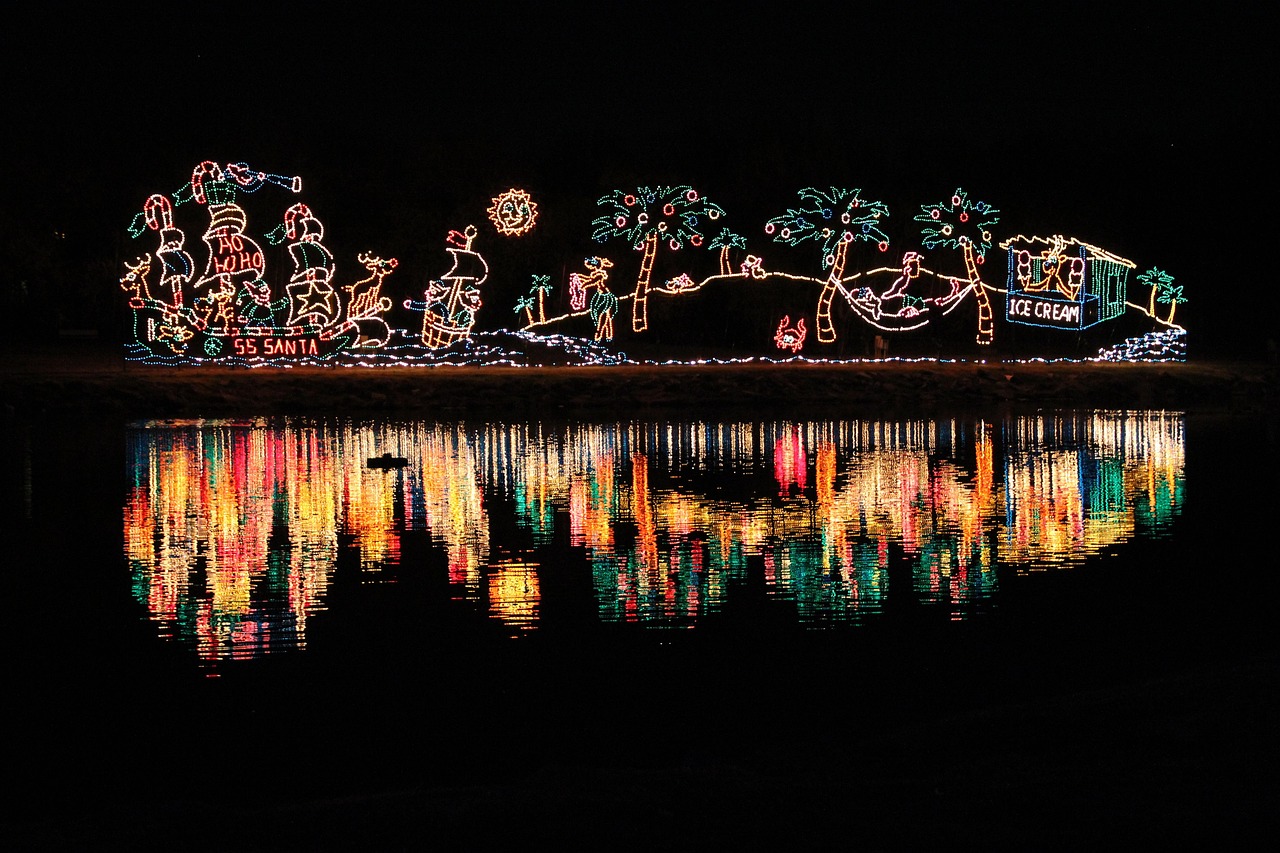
<box><xmin>914</xmin><ymin>188</ymin><xmax>1001</xmax><ymax>345</ymax></box>
<box><xmin>708</xmin><ymin>227</ymin><xmax>748</xmax><ymax>276</ymax></box>
<box><xmin>591</xmin><ymin>185</ymin><xmax>725</xmax><ymax>333</ymax></box>
<box><xmin>122</xmin><ymin>161</ymin><xmax>396</xmax><ymax>362</ymax></box>
<box><xmin>274</xmin><ymin>203</ymin><xmax>340</xmax><ymax>329</ymax></box>
<box><xmin>514</xmin><ymin>273</ymin><xmax>554</xmax><ymax>328</ymax></box>
<box><xmin>774</xmin><ymin>316</ymin><xmax>806</xmax><ymax>353</ymax></box>
<box><xmin>740</xmin><ymin>254</ymin><xmax>767</xmax><ymax>279</ymax></box>
<box><xmin>766</xmin><ymin>187</ymin><xmax>891</xmax><ymax>343</ymax></box>
<box><xmin>567</xmin><ymin>256</ymin><xmax>617</xmax><ymax>341</ymax></box>
<box><xmin>999</xmin><ymin>234</ymin><xmax>1136</xmax><ymax>330</ymax></box>
<box><xmin>841</xmin><ymin>252</ymin><xmax>972</xmax><ymax>332</ymax></box>
<box><xmin>404</xmin><ymin>225</ymin><xmax>488</xmax><ymax>348</ymax></box>
<box><xmin>487</xmin><ymin>187</ymin><xmax>540</xmax><ymax>236</ymax></box>
<box><xmin>119</xmin><ymin>166</ymin><xmax>1185</xmax><ymax>366</ymax></box>
<box><xmin>1136</xmin><ymin>267</ymin><xmax>1186</xmax><ymax>324</ymax></box>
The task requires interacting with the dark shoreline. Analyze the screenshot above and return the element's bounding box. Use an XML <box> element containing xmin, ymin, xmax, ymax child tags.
<box><xmin>3</xmin><ymin>342</ymin><xmax>1275</xmax><ymax>419</ymax></box>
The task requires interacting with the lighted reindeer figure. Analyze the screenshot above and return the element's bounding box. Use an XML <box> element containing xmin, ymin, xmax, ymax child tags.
<box><xmin>342</xmin><ymin>252</ymin><xmax>398</xmax><ymax>347</ymax></box>
<box><xmin>119</xmin><ymin>257</ymin><xmax>153</xmax><ymax>307</ymax></box>
<box><xmin>121</xmin><ymin>258</ymin><xmax>193</xmax><ymax>351</ymax></box>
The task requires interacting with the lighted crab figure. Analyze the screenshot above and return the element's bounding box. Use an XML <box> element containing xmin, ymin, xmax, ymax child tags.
<box><xmin>774</xmin><ymin>315</ymin><xmax>807</xmax><ymax>353</ymax></box>
<box><xmin>487</xmin><ymin>188</ymin><xmax>540</xmax><ymax>236</ymax></box>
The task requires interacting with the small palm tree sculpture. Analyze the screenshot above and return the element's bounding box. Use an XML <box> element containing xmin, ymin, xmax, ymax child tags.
<box><xmin>1137</xmin><ymin>267</ymin><xmax>1176</xmax><ymax>318</ymax></box>
<box><xmin>708</xmin><ymin>227</ymin><xmax>748</xmax><ymax>276</ymax></box>
<box><xmin>1155</xmin><ymin>277</ymin><xmax>1186</xmax><ymax>324</ymax></box>
<box><xmin>513</xmin><ymin>293</ymin><xmax>536</xmax><ymax>327</ymax></box>
<box><xmin>532</xmin><ymin>274</ymin><xmax>553</xmax><ymax>323</ymax></box>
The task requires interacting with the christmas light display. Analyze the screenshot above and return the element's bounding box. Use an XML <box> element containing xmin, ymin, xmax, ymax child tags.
<box><xmin>119</xmin><ymin>166</ymin><xmax>1185</xmax><ymax>367</ymax></box>
<box><xmin>122</xmin><ymin>161</ymin><xmax>395</xmax><ymax>362</ymax></box>
<box><xmin>999</xmin><ymin>234</ymin><xmax>1136</xmax><ymax>330</ymax></box>
<box><xmin>591</xmin><ymin>185</ymin><xmax>725</xmax><ymax>333</ymax></box>
<box><xmin>740</xmin><ymin>254</ymin><xmax>767</xmax><ymax>279</ymax></box>
<box><xmin>914</xmin><ymin>188</ymin><xmax>1001</xmax><ymax>345</ymax></box>
<box><xmin>1136</xmin><ymin>267</ymin><xmax>1186</xmax><ymax>324</ymax></box>
<box><xmin>765</xmin><ymin>187</ymin><xmax>891</xmax><ymax>343</ymax></box>
<box><xmin>405</xmin><ymin>225</ymin><xmax>488</xmax><ymax>348</ymax></box>
<box><xmin>840</xmin><ymin>254</ymin><xmax>971</xmax><ymax>332</ymax></box>
<box><xmin>514</xmin><ymin>273</ymin><xmax>554</xmax><ymax>328</ymax></box>
<box><xmin>708</xmin><ymin>227</ymin><xmax>748</xmax><ymax>276</ymax></box>
<box><xmin>567</xmin><ymin>256</ymin><xmax>617</xmax><ymax>341</ymax></box>
<box><xmin>774</xmin><ymin>316</ymin><xmax>806</xmax><ymax>353</ymax></box>
<box><xmin>487</xmin><ymin>187</ymin><xmax>540</xmax><ymax>236</ymax></box>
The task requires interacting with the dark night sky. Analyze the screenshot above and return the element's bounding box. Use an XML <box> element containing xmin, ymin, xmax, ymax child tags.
<box><xmin>3</xmin><ymin>4</ymin><xmax>1271</xmax><ymax>355</ymax></box>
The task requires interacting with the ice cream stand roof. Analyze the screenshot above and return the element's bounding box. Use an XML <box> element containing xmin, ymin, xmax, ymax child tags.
<box><xmin>998</xmin><ymin>234</ymin><xmax>1137</xmax><ymax>269</ymax></box>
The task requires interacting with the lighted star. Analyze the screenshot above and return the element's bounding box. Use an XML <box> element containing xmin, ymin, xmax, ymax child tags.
<box><xmin>287</xmin><ymin>279</ymin><xmax>339</xmax><ymax>325</ymax></box>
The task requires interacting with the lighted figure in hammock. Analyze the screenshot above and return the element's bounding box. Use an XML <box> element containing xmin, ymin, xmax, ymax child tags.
<box><xmin>569</xmin><ymin>256</ymin><xmax>617</xmax><ymax>341</ymax></box>
<box><xmin>842</xmin><ymin>251</ymin><xmax>971</xmax><ymax>332</ymax></box>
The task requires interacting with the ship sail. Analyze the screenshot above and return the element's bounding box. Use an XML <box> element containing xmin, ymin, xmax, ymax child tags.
<box><xmin>444</xmin><ymin>247</ymin><xmax>489</xmax><ymax>284</ymax></box>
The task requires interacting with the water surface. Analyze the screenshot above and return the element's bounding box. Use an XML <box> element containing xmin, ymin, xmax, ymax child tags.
<box><xmin>122</xmin><ymin>411</ymin><xmax>1185</xmax><ymax>662</ymax></box>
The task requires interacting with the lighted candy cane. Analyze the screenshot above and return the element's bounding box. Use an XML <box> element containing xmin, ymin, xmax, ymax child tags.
<box><xmin>144</xmin><ymin>194</ymin><xmax>193</xmax><ymax>309</ymax></box>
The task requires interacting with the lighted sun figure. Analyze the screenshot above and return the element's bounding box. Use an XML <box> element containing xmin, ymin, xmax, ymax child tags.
<box><xmin>487</xmin><ymin>188</ymin><xmax>540</xmax><ymax>236</ymax></box>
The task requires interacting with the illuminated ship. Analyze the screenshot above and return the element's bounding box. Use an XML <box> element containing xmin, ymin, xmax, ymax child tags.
<box><xmin>120</xmin><ymin>161</ymin><xmax>397</xmax><ymax>362</ymax></box>
<box><xmin>416</xmin><ymin>225</ymin><xmax>489</xmax><ymax>349</ymax></box>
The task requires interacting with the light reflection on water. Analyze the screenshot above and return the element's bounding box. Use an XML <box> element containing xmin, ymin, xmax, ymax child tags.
<box><xmin>123</xmin><ymin>411</ymin><xmax>1184</xmax><ymax>661</ymax></box>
